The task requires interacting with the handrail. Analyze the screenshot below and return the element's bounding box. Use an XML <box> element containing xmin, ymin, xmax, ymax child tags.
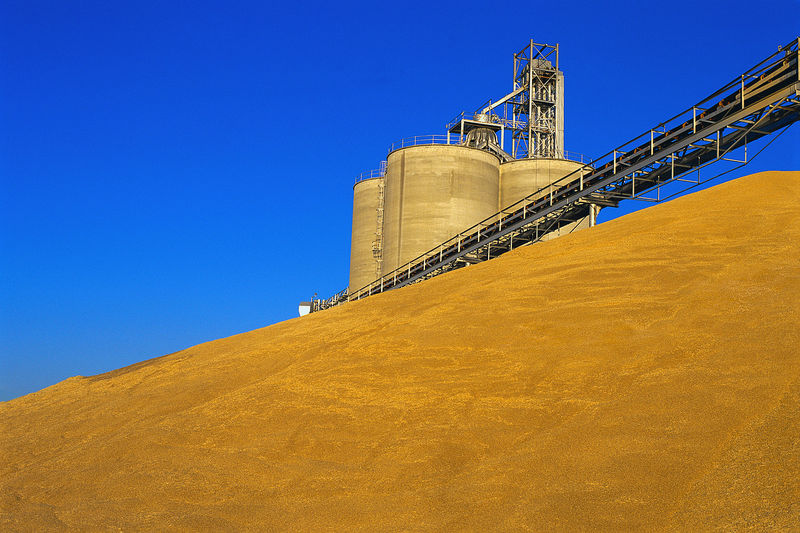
<box><xmin>354</xmin><ymin>161</ymin><xmax>387</xmax><ymax>184</ymax></box>
<box><xmin>388</xmin><ymin>135</ymin><xmax>464</xmax><ymax>153</ymax></box>
<box><xmin>560</xmin><ymin>151</ymin><xmax>590</xmax><ymax>164</ymax></box>
<box><xmin>387</xmin><ymin>133</ymin><xmax>588</xmax><ymax>163</ymax></box>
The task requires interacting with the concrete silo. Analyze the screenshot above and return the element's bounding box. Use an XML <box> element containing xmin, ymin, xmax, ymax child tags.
<box><xmin>381</xmin><ymin>144</ymin><xmax>500</xmax><ymax>275</ymax></box>
<box><xmin>500</xmin><ymin>158</ymin><xmax>597</xmax><ymax>240</ymax></box>
<box><xmin>348</xmin><ymin>168</ymin><xmax>385</xmax><ymax>292</ymax></box>
<box><xmin>499</xmin><ymin>158</ymin><xmax>590</xmax><ymax>209</ymax></box>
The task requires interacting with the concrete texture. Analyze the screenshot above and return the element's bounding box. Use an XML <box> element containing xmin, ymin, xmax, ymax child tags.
<box><xmin>348</xmin><ymin>177</ymin><xmax>382</xmax><ymax>292</ymax></box>
<box><xmin>382</xmin><ymin>145</ymin><xmax>500</xmax><ymax>274</ymax></box>
<box><xmin>499</xmin><ymin>157</ymin><xmax>595</xmax><ymax>243</ymax></box>
<box><xmin>499</xmin><ymin>157</ymin><xmax>589</xmax><ymax>210</ymax></box>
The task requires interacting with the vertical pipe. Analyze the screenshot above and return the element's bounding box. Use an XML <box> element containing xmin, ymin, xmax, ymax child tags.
<box><xmin>528</xmin><ymin>40</ymin><xmax>533</xmax><ymax>157</ymax></box>
<box><xmin>741</xmin><ymin>75</ymin><xmax>745</xmax><ymax>109</ymax></box>
<box><xmin>512</xmin><ymin>51</ymin><xmax>518</xmax><ymax>159</ymax></box>
<box><xmin>555</xmin><ymin>42</ymin><xmax>559</xmax><ymax>72</ymax></box>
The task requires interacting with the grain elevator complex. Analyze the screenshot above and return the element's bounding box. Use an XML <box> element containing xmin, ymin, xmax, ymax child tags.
<box><xmin>301</xmin><ymin>38</ymin><xmax>800</xmax><ymax>315</ymax></box>
<box><xmin>350</xmin><ymin>41</ymin><xmax>595</xmax><ymax>293</ymax></box>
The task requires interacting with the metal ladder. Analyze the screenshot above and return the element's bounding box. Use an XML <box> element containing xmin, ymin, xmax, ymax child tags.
<box><xmin>371</xmin><ymin>179</ymin><xmax>385</xmax><ymax>279</ymax></box>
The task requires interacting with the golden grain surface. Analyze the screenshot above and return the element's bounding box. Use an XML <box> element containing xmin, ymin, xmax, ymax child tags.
<box><xmin>2</xmin><ymin>171</ymin><xmax>799</xmax><ymax>531</ymax></box>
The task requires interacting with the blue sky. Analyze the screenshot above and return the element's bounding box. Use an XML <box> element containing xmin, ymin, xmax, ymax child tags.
<box><xmin>1</xmin><ymin>0</ymin><xmax>798</xmax><ymax>401</ymax></box>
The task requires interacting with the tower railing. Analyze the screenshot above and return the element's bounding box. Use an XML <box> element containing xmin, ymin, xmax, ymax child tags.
<box><xmin>388</xmin><ymin>135</ymin><xmax>464</xmax><ymax>153</ymax></box>
<box><xmin>354</xmin><ymin>161</ymin><xmax>387</xmax><ymax>184</ymax></box>
<box><xmin>386</xmin><ymin>132</ymin><xmax>588</xmax><ymax>163</ymax></box>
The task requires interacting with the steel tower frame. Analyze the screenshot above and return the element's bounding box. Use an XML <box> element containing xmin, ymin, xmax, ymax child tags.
<box><xmin>474</xmin><ymin>40</ymin><xmax>564</xmax><ymax>159</ymax></box>
<box><xmin>509</xmin><ymin>41</ymin><xmax>561</xmax><ymax>159</ymax></box>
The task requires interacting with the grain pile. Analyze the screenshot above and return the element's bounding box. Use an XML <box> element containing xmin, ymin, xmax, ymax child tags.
<box><xmin>2</xmin><ymin>171</ymin><xmax>799</xmax><ymax>531</ymax></box>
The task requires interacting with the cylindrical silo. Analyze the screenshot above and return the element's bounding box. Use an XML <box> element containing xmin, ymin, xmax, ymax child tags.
<box><xmin>349</xmin><ymin>177</ymin><xmax>382</xmax><ymax>292</ymax></box>
<box><xmin>499</xmin><ymin>158</ymin><xmax>589</xmax><ymax>210</ymax></box>
<box><xmin>500</xmin><ymin>157</ymin><xmax>598</xmax><ymax>241</ymax></box>
<box><xmin>382</xmin><ymin>144</ymin><xmax>500</xmax><ymax>275</ymax></box>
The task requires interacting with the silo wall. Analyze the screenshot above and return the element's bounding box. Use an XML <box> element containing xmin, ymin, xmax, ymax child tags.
<box><xmin>348</xmin><ymin>177</ymin><xmax>382</xmax><ymax>292</ymax></box>
<box><xmin>382</xmin><ymin>145</ymin><xmax>500</xmax><ymax>275</ymax></box>
<box><xmin>499</xmin><ymin>157</ymin><xmax>597</xmax><ymax>241</ymax></box>
<box><xmin>499</xmin><ymin>158</ymin><xmax>589</xmax><ymax>210</ymax></box>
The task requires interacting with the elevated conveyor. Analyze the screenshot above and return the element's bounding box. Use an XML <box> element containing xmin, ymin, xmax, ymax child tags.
<box><xmin>313</xmin><ymin>38</ymin><xmax>800</xmax><ymax>312</ymax></box>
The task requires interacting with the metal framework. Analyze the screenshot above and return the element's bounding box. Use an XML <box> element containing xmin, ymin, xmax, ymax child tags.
<box><xmin>512</xmin><ymin>41</ymin><xmax>561</xmax><ymax>158</ymax></box>
<box><xmin>311</xmin><ymin>38</ymin><xmax>800</xmax><ymax>313</ymax></box>
<box><xmin>475</xmin><ymin>41</ymin><xmax>563</xmax><ymax>158</ymax></box>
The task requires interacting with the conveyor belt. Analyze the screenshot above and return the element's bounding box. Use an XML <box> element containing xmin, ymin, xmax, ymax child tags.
<box><xmin>314</xmin><ymin>38</ymin><xmax>800</xmax><ymax>312</ymax></box>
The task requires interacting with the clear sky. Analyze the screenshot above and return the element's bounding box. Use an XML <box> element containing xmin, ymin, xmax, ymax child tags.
<box><xmin>2</xmin><ymin>0</ymin><xmax>799</xmax><ymax>401</ymax></box>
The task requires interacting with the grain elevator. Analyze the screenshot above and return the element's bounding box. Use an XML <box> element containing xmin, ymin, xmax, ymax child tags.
<box><xmin>348</xmin><ymin>40</ymin><xmax>597</xmax><ymax>293</ymax></box>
